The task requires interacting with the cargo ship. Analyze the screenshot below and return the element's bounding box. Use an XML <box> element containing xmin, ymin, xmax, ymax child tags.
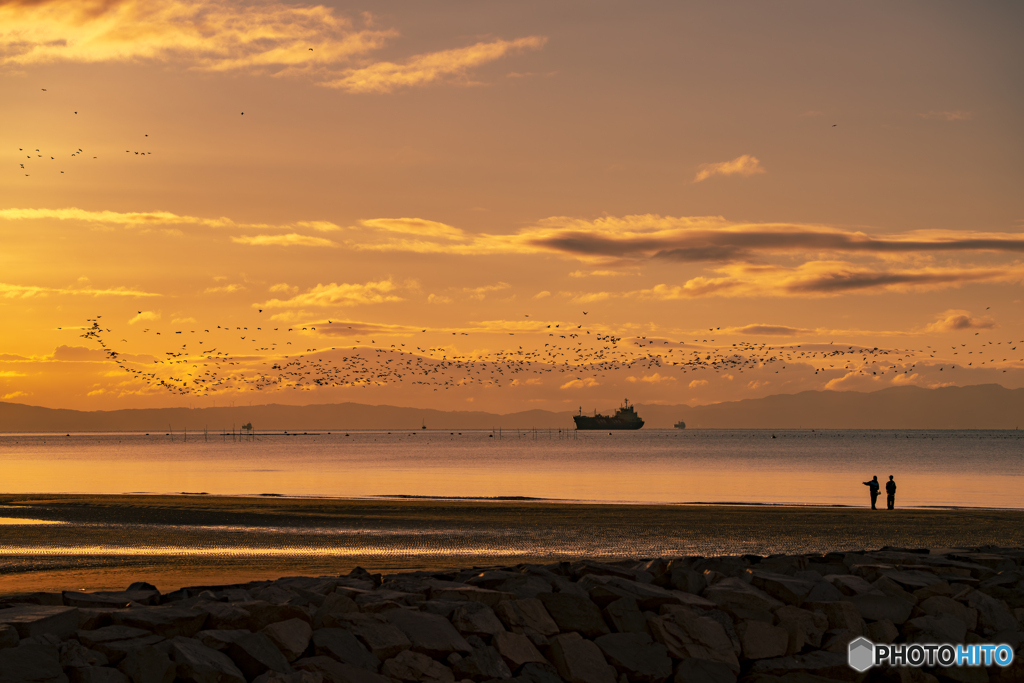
<box><xmin>573</xmin><ymin>399</ymin><xmax>644</xmax><ymax>430</ymax></box>
<box><xmin>674</xmin><ymin>420</ymin><xmax>686</xmax><ymax>429</ymax></box>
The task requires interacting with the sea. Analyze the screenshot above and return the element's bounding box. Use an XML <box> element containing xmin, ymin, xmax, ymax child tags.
<box><xmin>1</xmin><ymin>428</ymin><xmax>1021</xmax><ymax>508</ymax></box>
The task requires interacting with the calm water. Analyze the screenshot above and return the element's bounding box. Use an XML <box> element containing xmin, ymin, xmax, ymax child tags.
<box><xmin>1</xmin><ymin>429</ymin><xmax>1022</xmax><ymax>508</ymax></box>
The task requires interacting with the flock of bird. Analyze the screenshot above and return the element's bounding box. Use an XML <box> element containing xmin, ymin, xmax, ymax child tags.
<box><xmin>75</xmin><ymin>314</ymin><xmax>1023</xmax><ymax>397</ymax></box>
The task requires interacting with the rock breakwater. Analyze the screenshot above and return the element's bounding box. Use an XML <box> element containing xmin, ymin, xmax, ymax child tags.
<box><xmin>1</xmin><ymin>546</ymin><xmax>1022</xmax><ymax>683</ymax></box>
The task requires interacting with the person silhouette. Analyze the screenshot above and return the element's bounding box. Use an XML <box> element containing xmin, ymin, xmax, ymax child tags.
<box><xmin>886</xmin><ymin>475</ymin><xmax>896</xmax><ymax>510</ymax></box>
<box><xmin>863</xmin><ymin>476</ymin><xmax>880</xmax><ymax>509</ymax></box>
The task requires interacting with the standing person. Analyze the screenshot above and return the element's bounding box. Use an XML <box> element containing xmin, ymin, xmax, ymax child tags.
<box><xmin>863</xmin><ymin>476</ymin><xmax>880</xmax><ymax>509</ymax></box>
<box><xmin>886</xmin><ymin>475</ymin><xmax>896</xmax><ymax>510</ymax></box>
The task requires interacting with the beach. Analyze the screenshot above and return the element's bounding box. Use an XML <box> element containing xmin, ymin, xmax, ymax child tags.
<box><xmin>2</xmin><ymin>493</ymin><xmax>1023</xmax><ymax>593</ymax></box>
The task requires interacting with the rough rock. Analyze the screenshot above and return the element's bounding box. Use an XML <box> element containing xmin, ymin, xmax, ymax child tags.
<box><xmin>602</xmin><ymin>597</ymin><xmax>648</xmax><ymax>635</ymax></box>
<box><xmin>735</xmin><ymin>620</ymin><xmax>788</xmax><ymax>660</ymax></box>
<box><xmin>965</xmin><ymin>590</ymin><xmax>1019</xmax><ymax>634</ymax></box>
<box><xmin>516</xmin><ymin>662</ymin><xmax>564</xmax><ymax>683</ymax></box>
<box><xmin>774</xmin><ymin>605</ymin><xmax>828</xmax><ymax>653</ymax></box>
<box><xmin>313</xmin><ymin>593</ymin><xmax>359</xmax><ymax>629</ymax></box>
<box><xmin>593</xmin><ymin>633</ymin><xmax>672</xmax><ymax>683</ymax></box>
<box><xmin>548</xmin><ymin>633</ymin><xmax>616</xmax><ymax>683</ymax></box>
<box><xmin>262</xmin><ymin>618</ymin><xmax>312</xmax><ymax>662</ymax></box>
<box><xmin>112</xmin><ymin>607</ymin><xmax>207</xmax><ymax>639</ymax></box>
<box><xmin>430</xmin><ymin>586</ymin><xmax>515</xmax><ymax>607</ymax></box>
<box><xmin>804</xmin><ymin>601</ymin><xmax>866</xmax><ymax>636</ymax></box>
<box><xmin>194</xmin><ymin>603</ymin><xmax>251</xmax><ymax>631</ymax></box>
<box><xmin>330</xmin><ymin>613</ymin><xmax>411</xmax><ymax>660</ymax></box>
<box><xmin>492</xmin><ymin>630</ymin><xmax>545</xmax><ymax>671</ymax></box>
<box><xmin>65</xmin><ymin>667</ymin><xmax>128</xmax><ymax>683</ymax></box>
<box><xmin>646</xmin><ymin>611</ymin><xmax>739</xmax><ymax>675</ymax></box>
<box><xmin>58</xmin><ymin>640</ymin><xmax>109</xmax><ymax>669</ymax></box>
<box><xmin>0</xmin><ymin>623</ymin><xmax>19</xmax><ymax>649</ymax></box>
<box><xmin>824</xmin><ymin>575</ymin><xmax>875</xmax><ymax>597</ymax></box>
<box><xmin>537</xmin><ymin>593</ymin><xmax>610</xmax><ymax>638</ymax></box>
<box><xmin>294</xmin><ymin>656</ymin><xmax>392</xmax><ymax>683</ymax></box>
<box><xmin>672</xmin><ymin>658</ymin><xmax>736</xmax><ymax>683</ymax></box>
<box><xmin>848</xmin><ymin>592</ymin><xmax>914</xmax><ymax>624</ymax></box>
<box><xmin>904</xmin><ymin>612</ymin><xmax>968</xmax><ymax>643</ymax></box>
<box><xmin>76</xmin><ymin>626</ymin><xmax>153</xmax><ymax>650</ymax></box>
<box><xmin>747</xmin><ymin>572</ymin><xmax>814</xmax><ymax>606</ymax></box>
<box><xmin>311</xmin><ymin>628</ymin><xmax>380</xmax><ymax>672</ymax></box>
<box><xmin>865</xmin><ymin>619</ymin><xmax>898</xmax><ymax>645</ymax></box>
<box><xmin>385</xmin><ymin>609</ymin><xmax>472</xmax><ymax>658</ymax></box>
<box><xmin>252</xmin><ymin>673</ymin><xmax>323</xmax><ymax>683</ymax></box>
<box><xmin>169</xmin><ymin>636</ymin><xmax>246</xmax><ymax>683</ymax></box>
<box><xmin>748</xmin><ymin>650</ymin><xmax>860</xmax><ymax>681</ymax></box>
<box><xmin>116</xmin><ymin>645</ymin><xmax>176</xmax><ymax>683</ymax></box>
<box><xmin>450</xmin><ymin>602</ymin><xmax>506</xmax><ymax>637</ymax></box>
<box><xmin>450</xmin><ymin>645</ymin><xmax>512</xmax><ymax>681</ymax></box>
<box><xmin>196</xmin><ymin>630</ymin><xmax>249</xmax><ymax>651</ymax></box>
<box><xmin>381</xmin><ymin>649</ymin><xmax>455</xmax><ymax>683</ymax></box>
<box><xmin>242</xmin><ymin>603</ymin><xmax>312</xmax><ymax>632</ymax></box>
<box><xmin>494</xmin><ymin>599</ymin><xmax>559</xmax><ymax>637</ymax></box>
<box><xmin>703</xmin><ymin>578</ymin><xmax>784</xmax><ymax>613</ymax></box>
<box><xmin>227</xmin><ymin>631</ymin><xmax>292</xmax><ymax>679</ymax></box>
<box><xmin>0</xmin><ymin>643</ymin><xmax>69</xmax><ymax>683</ymax></box>
<box><xmin>0</xmin><ymin>605</ymin><xmax>80</xmax><ymax>639</ymax></box>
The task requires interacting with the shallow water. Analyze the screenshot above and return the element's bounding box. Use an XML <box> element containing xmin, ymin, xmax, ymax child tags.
<box><xmin>1</xmin><ymin>429</ymin><xmax>1021</xmax><ymax>508</ymax></box>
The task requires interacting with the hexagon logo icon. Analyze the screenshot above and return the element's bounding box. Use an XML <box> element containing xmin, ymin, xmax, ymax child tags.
<box><xmin>848</xmin><ymin>636</ymin><xmax>874</xmax><ymax>672</ymax></box>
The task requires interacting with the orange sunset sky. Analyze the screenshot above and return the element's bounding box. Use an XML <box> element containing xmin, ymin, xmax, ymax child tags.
<box><xmin>1</xmin><ymin>0</ymin><xmax>1023</xmax><ymax>413</ymax></box>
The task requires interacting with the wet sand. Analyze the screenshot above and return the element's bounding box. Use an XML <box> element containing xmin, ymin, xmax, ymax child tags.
<box><xmin>2</xmin><ymin>493</ymin><xmax>1022</xmax><ymax>593</ymax></box>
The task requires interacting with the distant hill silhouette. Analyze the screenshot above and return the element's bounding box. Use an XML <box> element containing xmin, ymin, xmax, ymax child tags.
<box><xmin>1</xmin><ymin>384</ymin><xmax>1021</xmax><ymax>432</ymax></box>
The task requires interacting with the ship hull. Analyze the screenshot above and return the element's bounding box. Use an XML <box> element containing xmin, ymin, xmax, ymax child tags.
<box><xmin>573</xmin><ymin>416</ymin><xmax>644</xmax><ymax>430</ymax></box>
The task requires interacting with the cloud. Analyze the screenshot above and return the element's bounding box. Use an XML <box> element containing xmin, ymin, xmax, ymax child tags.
<box><xmin>51</xmin><ymin>345</ymin><xmax>107</xmax><ymax>361</ymax></box>
<box><xmin>0</xmin><ymin>0</ymin><xmax>393</xmax><ymax>73</ymax></box>
<box><xmin>427</xmin><ymin>294</ymin><xmax>452</xmax><ymax>304</ymax></box>
<box><xmin>172</xmin><ymin>316</ymin><xmax>196</xmax><ymax>324</ymax></box>
<box><xmin>640</xmin><ymin>373</ymin><xmax>675</xmax><ymax>383</ymax></box>
<box><xmin>360</xmin><ymin>218</ymin><xmax>465</xmax><ymax>240</ymax></box>
<box><xmin>688</xmin><ymin>379</ymin><xmax>708</xmax><ymax>388</ymax></box>
<box><xmin>314</xmin><ymin>320</ymin><xmax>421</xmax><ymax>337</ymax></box>
<box><xmin>693</xmin><ymin>155</ymin><xmax>766</xmax><ymax>183</ymax></box>
<box><xmin>269</xmin><ymin>283</ymin><xmax>298</xmax><ymax>294</ymax></box>
<box><xmin>920</xmin><ymin>111</ymin><xmax>971</xmax><ymax>121</ymax></box>
<box><xmin>723</xmin><ymin>324</ymin><xmax>812</xmax><ymax>336</ymax></box>
<box><xmin>231</xmin><ymin>234</ymin><xmax>337</xmax><ymax>247</ymax></box>
<box><xmin>0</xmin><ymin>281</ymin><xmax>159</xmax><ymax>298</ymax></box>
<box><xmin>322</xmin><ymin>36</ymin><xmax>547</xmax><ymax>93</ymax></box>
<box><xmin>925</xmin><ymin>310</ymin><xmax>997</xmax><ymax>333</ymax></box>
<box><xmin>532</xmin><ymin>291</ymin><xmax>551</xmax><ymax>299</ymax></box>
<box><xmin>129</xmin><ymin>311</ymin><xmax>160</xmax><ymax>325</ymax></box>
<box><xmin>630</xmin><ymin>262</ymin><xmax>1024</xmax><ymax>299</ymax></box>
<box><xmin>258</xmin><ymin>279</ymin><xmax>402</xmax><ymax>308</ymax></box>
<box><xmin>203</xmin><ymin>284</ymin><xmax>245</xmax><ymax>294</ymax></box>
<box><xmin>568</xmin><ymin>269</ymin><xmax>631</xmax><ymax>278</ymax></box>
<box><xmin>463</xmin><ymin>282</ymin><xmax>510</xmax><ymax>300</ymax></box>
<box><xmin>560</xmin><ymin>377</ymin><xmax>599</xmax><ymax>390</ymax></box>
<box><xmin>0</xmin><ymin>371</ymin><xmax>26</xmax><ymax>377</ymax></box>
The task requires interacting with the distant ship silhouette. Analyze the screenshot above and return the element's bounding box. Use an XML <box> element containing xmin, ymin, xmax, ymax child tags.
<box><xmin>573</xmin><ymin>399</ymin><xmax>644</xmax><ymax>430</ymax></box>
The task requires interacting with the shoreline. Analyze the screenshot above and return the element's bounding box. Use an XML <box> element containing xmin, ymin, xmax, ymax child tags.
<box><xmin>2</xmin><ymin>493</ymin><xmax>1023</xmax><ymax>593</ymax></box>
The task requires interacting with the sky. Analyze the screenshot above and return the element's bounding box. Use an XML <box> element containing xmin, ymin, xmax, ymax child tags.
<box><xmin>1</xmin><ymin>0</ymin><xmax>1023</xmax><ymax>414</ymax></box>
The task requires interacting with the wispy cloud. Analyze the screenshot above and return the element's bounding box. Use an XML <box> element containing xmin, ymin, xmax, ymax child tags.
<box><xmin>463</xmin><ymin>282</ymin><xmax>510</xmax><ymax>300</ymax></box>
<box><xmin>920</xmin><ymin>111</ymin><xmax>972</xmax><ymax>121</ymax></box>
<box><xmin>322</xmin><ymin>36</ymin><xmax>547</xmax><ymax>93</ymax></box>
<box><xmin>693</xmin><ymin>154</ymin><xmax>766</xmax><ymax>183</ymax></box>
<box><xmin>360</xmin><ymin>218</ymin><xmax>465</xmax><ymax>240</ymax></box>
<box><xmin>258</xmin><ymin>279</ymin><xmax>402</xmax><ymax>308</ymax></box>
<box><xmin>1</xmin><ymin>281</ymin><xmax>159</xmax><ymax>298</ymax></box>
<box><xmin>231</xmin><ymin>234</ymin><xmax>338</xmax><ymax>247</ymax></box>
<box><xmin>129</xmin><ymin>311</ymin><xmax>160</xmax><ymax>325</ymax></box>
<box><xmin>924</xmin><ymin>309</ymin><xmax>996</xmax><ymax>333</ymax></box>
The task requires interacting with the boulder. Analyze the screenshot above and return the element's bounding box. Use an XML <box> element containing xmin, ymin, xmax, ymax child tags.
<box><xmin>112</xmin><ymin>607</ymin><xmax>207</xmax><ymax>639</ymax></box>
<box><xmin>965</xmin><ymin>590</ymin><xmax>1019</xmax><ymax>634</ymax></box>
<box><xmin>515</xmin><ymin>662</ymin><xmax>564</xmax><ymax>683</ymax></box>
<box><xmin>735</xmin><ymin>620</ymin><xmax>788</xmax><ymax>660</ymax></box>
<box><xmin>313</xmin><ymin>593</ymin><xmax>358</xmax><ymax>629</ymax></box>
<box><xmin>492</xmin><ymin>630</ymin><xmax>545</xmax><ymax>671</ymax></box>
<box><xmin>65</xmin><ymin>667</ymin><xmax>128</xmax><ymax>683</ymax></box>
<box><xmin>495</xmin><ymin>576</ymin><xmax>552</xmax><ymax>600</ymax></box>
<box><xmin>848</xmin><ymin>592</ymin><xmax>914</xmax><ymax>624</ymax></box>
<box><xmin>603</xmin><ymin>597</ymin><xmax>648</xmax><ymax>634</ymax></box>
<box><xmin>294</xmin><ymin>656</ymin><xmax>392</xmax><ymax>683</ymax></box>
<box><xmin>0</xmin><ymin>605</ymin><xmax>80</xmax><ymax>639</ymax></box>
<box><xmin>262</xmin><ymin>619</ymin><xmax>312</xmax><ymax>662</ymax></box>
<box><xmin>311</xmin><ymin>628</ymin><xmax>380</xmax><ymax>671</ymax></box>
<box><xmin>672</xmin><ymin>657</ymin><xmax>736</xmax><ymax>683</ymax></box>
<box><xmin>450</xmin><ymin>602</ymin><xmax>506</xmax><ymax>637</ymax></box>
<box><xmin>865</xmin><ymin>619</ymin><xmax>898</xmax><ymax>645</ymax></box>
<box><xmin>904</xmin><ymin>613</ymin><xmax>968</xmax><ymax>643</ymax></box>
<box><xmin>803</xmin><ymin>581</ymin><xmax>845</xmax><ymax>603</ymax></box>
<box><xmin>116</xmin><ymin>645</ymin><xmax>176</xmax><ymax>683</ymax></box>
<box><xmin>0</xmin><ymin>643</ymin><xmax>68</xmax><ymax>683</ymax></box>
<box><xmin>381</xmin><ymin>649</ymin><xmax>455</xmax><ymax>683</ymax></box>
<box><xmin>76</xmin><ymin>626</ymin><xmax>153</xmax><ymax>650</ymax></box>
<box><xmin>58</xmin><ymin>640</ymin><xmax>109</xmax><ymax>669</ymax></box>
<box><xmin>703</xmin><ymin>578</ymin><xmax>783</xmax><ymax>613</ymax></box>
<box><xmin>253</xmin><ymin>673</ymin><xmax>323</xmax><ymax>683</ymax></box>
<box><xmin>494</xmin><ymin>599</ymin><xmax>559</xmax><ymax>637</ymax></box>
<box><xmin>430</xmin><ymin>586</ymin><xmax>515</xmax><ymax>607</ymax></box>
<box><xmin>919</xmin><ymin>596</ymin><xmax>978</xmax><ymax>631</ymax></box>
<box><xmin>451</xmin><ymin>645</ymin><xmax>512</xmax><ymax>681</ymax></box>
<box><xmin>90</xmin><ymin>636</ymin><xmax>166</xmax><ymax>665</ymax></box>
<box><xmin>169</xmin><ymin>637</ymin><xmax>246</xmax><ymax>683</ymax></box>
<box><xmin>548</xmin><ymin>633</ymin><xmax>616</xmax><ymax>683</ymax></box>
<box><xmin>195</xmin><ymin>630</ymin><xmax>249</xmax><ymax>651</ymax></box>
<box><xmin>747</xmin><ymin>572</ymin><xmax>814</xmax><ymax>606</ymax></box>
<box><xmin>537</xmin><ymin>593</ymin><xmax>610</xmax><ymax>638</ymax></box>
<box><xmin>774</xmin><ymin>605</ymin><xmax>828</xmax><ymax>652</ymax></box>
<box><xmin>871</xmin><ymin>576</ymin><xmax>919</xmax><ymax>605</ymax></box>
<box><xmin>227</xmin><ymin>632</ymin><xmax>292</xmax><ymax>679</ymax></box>
<box><xmin>879</xmin><ymin>570</ymin><xmax>943</xmax><ymax>591</ymax></box>
<box><xmin>578</xmin><ymin>575</ymin><xmax>694</xmax><ymax>611</ymax></box>
<box><xmin>242</xmin><ymin>603</ymin><xmax>311</xmax><ymax>632</ymax></box>
<box><xmin>748</xmin><ymin>650</ymin><xmax>860</xmax><ymax>681</ymax></box>
<box><xmin>593</xmin><ymin>633</ymin><xmax>672</xmax><ymax>683</ymax></box>
<box><xmin>824</xmin><ymin>575</ymin><xmax>875</xmax><ymax>597</ymax></box>
<box><xmin>646</xmin><ymin>613</ymin><xmax>739</xmax><ymax>675</ymax></box>
<box><xmin>804</xmin><ymin>601</ymin><xmax>865</xmax><ymax>636</ymax></box>
<box><xmin>0</xmin><ymin>623</ymin><xmax>19</xmax><ymax>649</ymax></box>
<box><xmin>193</xmin><ymin>603</ymin><xmax>251</xmax><ymax>631</ymax></box>
<box><xmin>385</xmin><ymin>609</ymin><xmax>472</xmax><ymax>658</ymax></box>
<box><xmin>330</xmin><ymin>613</ymin><xmax>411</xmax><ymax>660</ymax></box>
